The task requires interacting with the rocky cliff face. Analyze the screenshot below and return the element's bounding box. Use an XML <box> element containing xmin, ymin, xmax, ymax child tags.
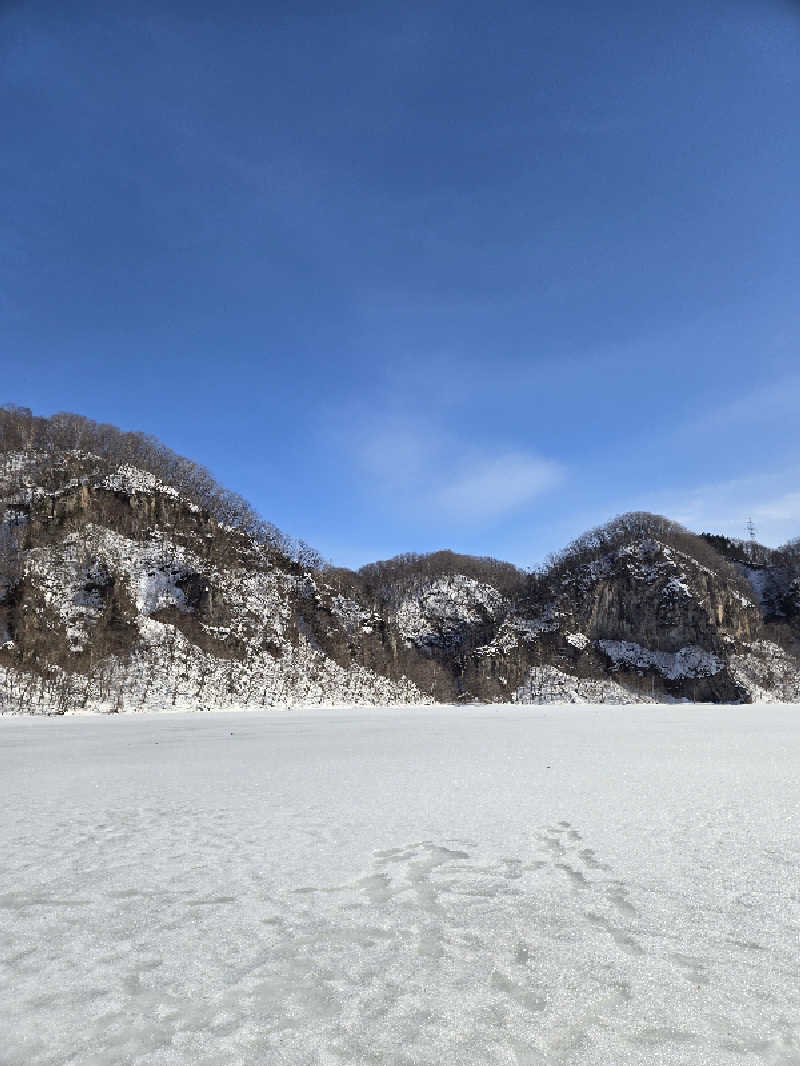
<box><xmin>2</xmin><ymin>436</ymin><xmax>800</xmax><ymax>713</ymax></box>
<box><xmin>0</xmin><ymin>453</ymin><xmax>429</xmax><ymax>713</ymax></box>
<box><xmin>360</xmin><ymin>518</ymin><xmax>800</xmax><ymax>706</ymax></box>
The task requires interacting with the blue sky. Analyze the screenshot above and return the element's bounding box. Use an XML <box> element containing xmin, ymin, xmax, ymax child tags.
<box><xmin>2</xmin><ymin>1</ymin><xmax>799</xmax><ymax>569</ymax></box>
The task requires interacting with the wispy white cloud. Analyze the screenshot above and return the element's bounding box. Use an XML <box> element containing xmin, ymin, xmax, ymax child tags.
<box><xmin>641</xmin><ymin>468</ymin><xmax>800</xmax><ymax>547</ymax></box>
<box><xmin>434</xmin><ymin>453</ymin><xmax>563</xmax><ymax>521</ymax></box>
<box><xmin>348</xmin><ymin>416</ymin><xmax>565</xmax><ymax>525</ymax></box>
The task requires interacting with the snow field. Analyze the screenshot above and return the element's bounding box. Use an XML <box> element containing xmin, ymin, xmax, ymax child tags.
<box><xmin>2</xmin><ymin>706</ymin><xmax>800</xmax><ymax>1065</ymax></box>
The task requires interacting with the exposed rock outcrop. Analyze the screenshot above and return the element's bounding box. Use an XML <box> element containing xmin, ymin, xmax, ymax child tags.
<box><xmin>2</xmin><ymin>412</ymin><xmax>800</xmax><ymax>713</ymax></box>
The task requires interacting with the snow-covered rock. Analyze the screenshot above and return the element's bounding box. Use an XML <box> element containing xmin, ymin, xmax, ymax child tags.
<box><xmin>598</xmin><ymin>640</ymin><xmax>724</xmax><ymax>680</ymax></box>
<box><xmin>101</xmin><ymin>464</ymin><xmax>180</xmax><ymax>498</ymax></box>
<box><xmin>395</xmin><ymin>576</ymin><xmax>506</xmax><ymax>650</ymax></box>
<box><xmin>3</xmin><ymin>418</ymin><xmax>800</xmax><ymax>711</ymax></box>
<box><xmin>514</xmin><ymin>664</ymin><xmax>653</xmax><ymax>704</ymax></box>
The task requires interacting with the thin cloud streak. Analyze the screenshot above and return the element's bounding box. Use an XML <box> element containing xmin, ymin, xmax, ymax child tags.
<box><xmin>435</xmin><ymin>453</ymin><xmax>563</xmax><ymax>522</ymax></box>
<box><xmin>349</xmin><ymin>416</ymin><xmax>564</xmax><ymax>526</ymax></box>
<box><xmin>642</xmin><ymin>469</ymin><xmax>800</xmax><ymax>547</ymax></box>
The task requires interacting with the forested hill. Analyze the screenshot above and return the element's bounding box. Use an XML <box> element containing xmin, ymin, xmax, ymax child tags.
<box><xmin>2</xmin><ymin>405</ymin><xmax>800</xmax><ymax>713</ymax></box>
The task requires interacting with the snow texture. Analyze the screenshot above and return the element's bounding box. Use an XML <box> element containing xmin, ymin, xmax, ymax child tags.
<box><xmin>2</xmin><ymin>461</ymin><xmax>796</xmax><ymax>710</ymax></box>
<box><xmin>565</xmin><ymin>631</ymin><xmax>590</xmax><ymax>650</ymax></box>
<box><xmin>477</xmin><ymin>605</ymin><xmax>564</xmax><ymax>657</ymax></box>
<box><xmin>3</xmin><ymin>705</ymin><xmax>800</xmax><ymax>1066</ymax></box>
<box><xmin>564</xmin><ymin>538</ymin><xmax>740</xmax><ymax>609</ymax></box>
<box><xmin>102</xmin><ymin>464</ymin><xmax>180</xmax><ymax>498</ymax></box>
<box><xmin>23</xmin><ymin>527</ymin><xmax>194</xmax><ymax>650</ymax></box>
<box><xmin>514</xmin><ymin>664</ymin><xmax>653</xmax><ymax>704</ymax></box>
<box><xmin>0</xmin><ymin>622</ymin><xmax>426</xmax><ymax>716</ymax></box>
<box><xmin>2</xmin><ymin>522</ymin><xmax>425</xmax><ymax>713</ymax></box>
<box><xmin>598</xmin><ymin>640</ymin><xmax>724</xmax><ymax>680</ymax></box>
<box><xmin>730</xmin><ymin>641</ymin><xmax>800</xmax><ymax>703</ymax></box>
<box><xmin>395</xmin><ymin>575</ymin><xmax>505</xmax><ymax>649</ymax></box>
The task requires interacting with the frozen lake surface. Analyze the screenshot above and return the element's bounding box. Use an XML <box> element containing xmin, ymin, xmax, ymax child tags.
<box><xmin>2</xmin><ymin>705</ymin><xmax>800</xmax><ymax>1065</ymax></box>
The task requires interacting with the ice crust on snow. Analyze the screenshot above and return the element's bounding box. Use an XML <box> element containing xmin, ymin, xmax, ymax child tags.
<box><xmin>3</xmin><ymin>705</ymin><xmax>800</xmax><ymax>1066</ymax></box>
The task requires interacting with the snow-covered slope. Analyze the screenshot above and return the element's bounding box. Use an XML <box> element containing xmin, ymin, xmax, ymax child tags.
<box><xmin>0</xmin><ymin>455</ymin><xmax>428</xmax><ymax>714</ymax></box>
<box><xmin>513</xmin><ymin>664</ymin><xmax>656</xmax><ymax>704</ymax></box>
<box><xmin>3</xmin><ymin>410</ymin><xmax>800</xmax><ymax>711</ymax></box>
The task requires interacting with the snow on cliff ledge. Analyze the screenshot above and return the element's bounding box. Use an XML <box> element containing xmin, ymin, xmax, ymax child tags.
<box><xmin>102</xmin><ymin>465</ymin><xmax>179</xmax><ymax>498</ymax></box>
<box><xmin>598</xmin><ymin>640</ymin><xmax>723</xmax><ymax>680</ymax></box>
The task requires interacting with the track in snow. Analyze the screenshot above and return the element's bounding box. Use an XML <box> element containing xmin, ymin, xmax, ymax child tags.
<box><xmin>2</xmin><ymin>705</ymin><xmax>800</xmax><ymax>1065</ymax></box>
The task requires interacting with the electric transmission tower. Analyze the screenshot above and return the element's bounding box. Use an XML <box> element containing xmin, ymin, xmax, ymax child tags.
<box><xmin>745</xmin><ymin>517</ymin><xmax>757</xmax><ymax>559</ymax></box>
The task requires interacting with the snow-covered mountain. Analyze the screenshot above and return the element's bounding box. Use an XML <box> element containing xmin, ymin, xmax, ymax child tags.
<box><xmin>2</xmin><ymin>407</ymin><xmax>800</xmax><ymax>712</ymax></box>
